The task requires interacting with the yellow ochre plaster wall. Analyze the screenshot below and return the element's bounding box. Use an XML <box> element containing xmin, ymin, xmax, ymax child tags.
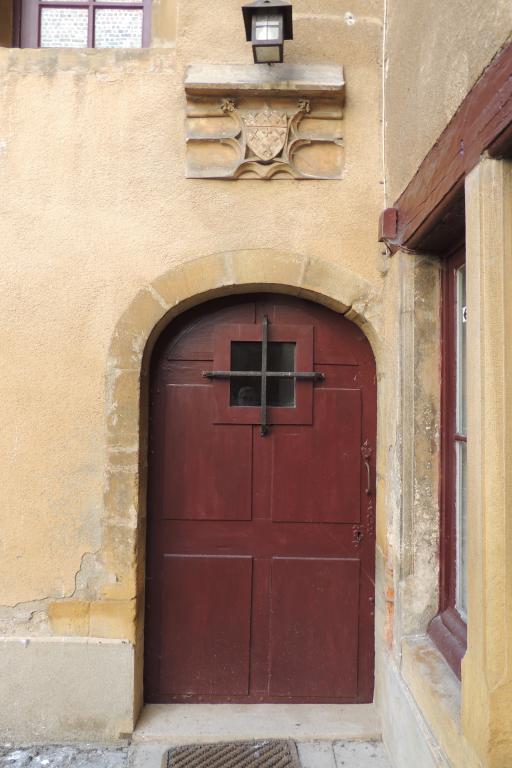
<box><xmin>0</xmin><ymin>0</ymin><xmax>383</xmax><ymax>609</ymax></box>
<box><xmin>1</xmin><ymin>0</ymin><xmax>511</xmax><ymax>760</ymax></box>
<box><xmin>384</xmin><ymin>0</ymin><xmax>512</xmax><ymax>202</ymax></box>
<box><xmin>382</xmin><ymin>3</ymin><xmax>512</xmax><ymax>766</ymax></box>
<box><xmin>0</xmin><ymin>0</ymin><xmax>386</xmax><ymax>742</ymax></box>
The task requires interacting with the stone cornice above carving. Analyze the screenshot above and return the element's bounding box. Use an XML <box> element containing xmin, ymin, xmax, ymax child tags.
<box><xmin>185</xmin><ymin>64</ymin><xmax>345</xmax><ymax>101</ymax></box>
<box><xmin>185</xmin><ymin>64</ymin><xmax>345</xmax><ymax>181</ymax></box>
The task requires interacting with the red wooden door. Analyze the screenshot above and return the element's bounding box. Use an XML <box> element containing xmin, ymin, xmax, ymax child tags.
<box><xmin>145</xmin><ymin>295</ymin><xmax>376</xmax><ymax>703</ymax></box>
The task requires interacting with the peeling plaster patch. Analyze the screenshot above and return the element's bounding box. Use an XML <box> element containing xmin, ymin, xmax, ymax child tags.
<box><xmin>345</xmin><ymin>12</ymin><xmax>356</xmax><ymax>26</ymax></box>
<box><xmin>0</xmin><ymin>139</ymin><xmax>7</xmax><ymax>154</ymax></box>
<box><xmin>106</xmin><ymin>365</ymin><xmax>122</xmax><ymax>411</ymax></box>
<box><xmin>72</xmin><ymin>551</ymin><xmax>105</xmax><ymax>600</ymax></box>
<box><xmin>0</xmin><ymin>598</ymin><xmax>51</xmax><ymax>636</ymax></box>
<box><xmin>107</xmin><ymin>507</ymin><xmax>138</xmax><ymax>530</ymax></box>
<box><xmin>131</xmin><ymin>334</ymin><xmax>145</xmax><ymax>361</ymax></box>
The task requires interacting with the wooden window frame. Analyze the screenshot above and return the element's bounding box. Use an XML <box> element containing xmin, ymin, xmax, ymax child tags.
<box><xmin>211</xmin><ymin>324</ymin><xmax>315</xmax><ymax>427</ymax></box>
<box><xmin>12</xmin><ymin>0</ymin><xmax>22</xmax><ymax>45</ymax></box>
<box><xmin>379</xmin><ymin>42</ymin><xmax>512</xmax><ymax>256</ymax></box>
<box><xmin>428</xmin><ymin>245</ymin><xmax>467</xmax><ymax>678</ymax></box>
<box><xmin>19</xmin><ymin>0</ymin><xmax>150</xmax><ymax>48</ymax></box>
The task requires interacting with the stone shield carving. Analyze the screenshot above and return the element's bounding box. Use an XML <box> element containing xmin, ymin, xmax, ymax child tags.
<box><xmin>243</xmin><ymin>109</ymin><xmax>288</xmax><ymax>161</ymax></box>
<box><xmin>186</xmin><ymin>97</ymin><xmax>344</xmax><ymax>180</ymax></box>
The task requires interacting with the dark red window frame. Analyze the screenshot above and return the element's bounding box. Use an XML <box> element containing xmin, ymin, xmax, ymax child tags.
<box><xmin>18</xmin><ymin>0</ymin><xmax>150</xmax><ymax>48</ymax></box>
<box><xmin>11</xmin><ymin>0</ymin><xmax>22</xmax><ymax>46</ymax></box>
<box><xmin>428</xmin><ymin>244</ymin><xmax>467</xmax><ymax>678</ymax></box>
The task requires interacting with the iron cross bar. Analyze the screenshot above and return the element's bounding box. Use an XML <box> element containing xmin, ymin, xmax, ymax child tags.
<box><xmin>203</xmin><ymin>315</ymin><xmax>325</xmax><ymax>436</ymax></box>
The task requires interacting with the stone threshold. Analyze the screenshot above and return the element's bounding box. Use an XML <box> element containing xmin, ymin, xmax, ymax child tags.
<box><xmin>132</xmin><ymin>704</ymin><xmax>381</xmax><ymax>745</ymax></box>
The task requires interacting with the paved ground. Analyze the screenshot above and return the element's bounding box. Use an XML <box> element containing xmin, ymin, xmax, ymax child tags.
<box><xmin>0</xmin><ymin>742</ymin><xmax>392</xmax><ymax>768</ymax></box>
<box><xmin>0</xmin><ymin>746</ymin><xmax>129</xmax><ymax>768</ymax></box>
<box><xmin>298</xmin><ymin>741</ymin><xmax>391</xmax><ymax>768</ymax></box>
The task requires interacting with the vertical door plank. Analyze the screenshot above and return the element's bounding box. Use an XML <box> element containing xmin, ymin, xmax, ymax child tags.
<box><xmin>269</xmin><ymin>557</ymin><xmax>360</xmax><ymax>697</ymax></box>
<box><xmin>161</xmin><ymin>382</ymin><xmax>252</xmax><ymax>521</ymax></box>
<box><xmin>266</xmin><ymin>387</ymin><xmax>362</xmax><ymax>523</ymax></box>
<box><xmin>159</xmin><ymin>555</ymin><xmax>253</xmax><ymax>696</ymax></box>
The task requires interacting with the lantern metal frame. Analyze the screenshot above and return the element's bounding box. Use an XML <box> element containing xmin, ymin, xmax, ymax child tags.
<box><xmin>242</xmin><ymin>0</ymin><xmax>293</xmax><ymax>64</ymax></box>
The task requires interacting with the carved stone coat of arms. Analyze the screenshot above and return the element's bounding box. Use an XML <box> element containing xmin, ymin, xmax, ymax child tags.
<box><xmin>243</xmin><ymin>109</ymin><xmax>288</xmax><ymax>162</ymax></box>
<box><xmin>187</xmin><ymin>95</ymin><xmax>344</xmax><ymax>180</ymax></box>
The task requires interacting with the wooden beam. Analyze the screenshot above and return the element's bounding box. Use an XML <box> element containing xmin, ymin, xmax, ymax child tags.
<box><xmin>385</xmin><ymin>40</ymin><xmax>512</xmax><ymax>253</ymax></box>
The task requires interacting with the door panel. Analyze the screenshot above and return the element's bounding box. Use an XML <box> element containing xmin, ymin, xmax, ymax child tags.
<box><xmin>145</xmin><ymin>294</ymin><xmax>376</xmax><ymax>704</ymax></box>
<box><xmin>268</xmin><ymin>557</ymin><xmax>359</xmax><ymax>698</ymax></box>
<box><xmin>262</xmin><ymin>387</ymin><xmax>362</xmax><ymax>523</ymax></box>
<box><xmin>256</xmin><ymin>300</ymin><xmax>360</xmax><ymax>365</ymax></box>
<box><xmin>161</xmin><ymin>384</ymin><xmax>253</xmax><ymax>521</ymax></box>
<box><xmin>159</xmin><ymin>555</ymin><xmax>253</xmax><ymax>696</ymax></box>
<box><xmin>165</xmin><ymin>303</ymin><xmax>256</xmax><ymax>361</ymax></box>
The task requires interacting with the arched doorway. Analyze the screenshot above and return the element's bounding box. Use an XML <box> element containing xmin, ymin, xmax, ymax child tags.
<box><xmin>144</xmin><ymin>293</ymin><xmax>376</xmax><ymax>703</ymax></box>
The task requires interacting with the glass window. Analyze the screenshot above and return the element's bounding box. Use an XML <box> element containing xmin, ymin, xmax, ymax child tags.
<box><xmin>19</xmin><ymin>0</ymin><xmax>149</xmax><ymax>47</ymax></box>
<box><xmin>230</xmin><ymin>342</ymin><xmax>262</xmax><ymax>407</ymax></box>
<box><xmin>229</xmin><ymin>341</ymin><xmax>296</xmax><ymax>408</ymax></box>
<box><xmin>94</xmin><ymin>8</ymin><xmax>144</xmax><ymax>48</ymax></box>
<box><xmin>429</xmin><ymin>247</ymin><xmax>467</xmax><ymax>679</ymax></box>
<box><xmin>455</xmin><ymin>264</ymin><xmax>467</xmax><ymax>619</ymax></box>
<box><xmin>40</xmin><ymin>8</ymin><xmax>88</xmax><ymax>47</ymax></box>
<box><xmin>268</xmin><ymin>342</ymin><xmax>295</xmax><ymax>407</ymax></box>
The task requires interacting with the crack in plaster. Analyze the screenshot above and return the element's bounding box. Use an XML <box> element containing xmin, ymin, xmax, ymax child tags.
<box><xmin>67</xmin><ymin>547</ymin><xmax>104</xmax><ymax>598</ymax></box>
<box><xmin>0</xmin><ymin>548</ymin><xmax>103</xmax><ymax>633</ymax></box>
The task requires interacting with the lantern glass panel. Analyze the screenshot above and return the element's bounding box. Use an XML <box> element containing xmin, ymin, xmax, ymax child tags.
<box><xmin>254</xmin><ymin>44</ymin><xmax>281</xmax><ymax>63</ymax></box>
<box><xmin>254</xmin><ymin>13</ymin><xmax>282</xmax><ymax>41</ymax></box>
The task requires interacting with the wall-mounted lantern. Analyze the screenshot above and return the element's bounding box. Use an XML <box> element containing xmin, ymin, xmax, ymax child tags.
<box><xmin>242</xmin><ymin>0</ymin><xmax>293</xmax><ymax>64</ymax></box>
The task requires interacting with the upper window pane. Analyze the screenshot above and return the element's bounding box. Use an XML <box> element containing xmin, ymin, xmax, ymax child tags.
<box><xmin>456</xmin><ymin>264</ymin><xmax>467</xmax><ymax>435</ymax></box>
<box><xmin>268</xmin><ymin>342</ymin><xmax>295</xmax><ymax>407</ymax></box>
<box><xmin>255</xmin><ymin>14</ymin><xmax>281</xmax><ymax>41</ymax></box>
<box><xmin>231</xmin><ymin>341</ymin><xmax>262</xmax><ymax>372</ymax></box>
<box><xmin>94</xmin><ymin>8</ymin><xmax>143</xmax><ymax>47</ymax></box>
<box><xmin>229</xmin><ymin>341</ymin><xmax>296</xmax><ymax>409</ymax></box>
<box><xmin>40</xmin><ymin>7</ymin><xmax>88</xmax><ymax>47</ymax></box>
<box><xmin>20</xmin><ymin>0</ymin><xmax>148</xmax><ymax>48</ymax></box>
<box><xmin>230</xmin><ymin>342</ymin><xmax>261</xmax><ymax>407</ymax></box>
<box><xmin>455</xmin><ymin>262</ymin><xmax>467</xmax><ymax>622</ymax></box>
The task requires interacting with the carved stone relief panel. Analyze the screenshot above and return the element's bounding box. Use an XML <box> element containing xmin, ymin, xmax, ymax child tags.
<box><xmin>185</xmin><ymin>64</ymin><xmax>345</xmax><ymax>180</ymax></box>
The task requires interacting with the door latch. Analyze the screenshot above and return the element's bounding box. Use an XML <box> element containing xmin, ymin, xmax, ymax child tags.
<box><xmin>361</xmin><ymin>441</ymin><xmax>373</xmax><ymax>496</ymax></box>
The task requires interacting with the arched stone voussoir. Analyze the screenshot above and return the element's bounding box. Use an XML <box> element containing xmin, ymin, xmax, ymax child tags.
<box><xmin>109</xmin><ymin>250</ymin><xmax>383</xmax><ymax>375</ymax></box>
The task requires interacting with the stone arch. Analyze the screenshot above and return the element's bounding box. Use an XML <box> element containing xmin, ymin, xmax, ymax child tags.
<box><xmin>102</xmin><ymin>248</ymin><xmax>383</xmax><ymax>720</ymax></box>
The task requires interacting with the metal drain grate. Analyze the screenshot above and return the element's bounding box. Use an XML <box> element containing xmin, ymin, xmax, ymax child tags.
<box><xmin>167</xmin><ymin>741</ymin><xmax>300</xmax><ymax>768</ymax></box>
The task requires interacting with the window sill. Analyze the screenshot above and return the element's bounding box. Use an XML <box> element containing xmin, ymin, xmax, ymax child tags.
<box><xmin>401</xmin><ymin>635</ymin><xmax>462</xmax><ymax>765</ymax></box>
<box><xmin>0</xmin><ymin>46</ymin><xmax>176</xmax><ymax>75</ymax></box>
